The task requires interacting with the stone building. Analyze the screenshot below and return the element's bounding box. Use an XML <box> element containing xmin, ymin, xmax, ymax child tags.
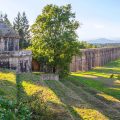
<box><xmin>70</xmin><ymin>47</ymin><xmax>120</xmax><ymax>72</ymax></box>
<box><xmin>0</xmin><ymin>21</ymin><xmax>32</xmax><ymax>72</ymax></box>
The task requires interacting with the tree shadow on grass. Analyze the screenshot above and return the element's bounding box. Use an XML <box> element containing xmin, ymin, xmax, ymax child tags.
<box><xmin>16</xmin><ymin>72</ymin><xmax>120</xmax><ymax>120</ymax></box>
<box><xmin>63</xmin><ymin>75</ymin><xmax>120</xmax><ymax>114</ymax></box>
<box><xmin>0</xmin><ymin>79</ymin><xmax>16</xmax><ymax>100</ymax></box>
<box><xmin>64</xmin><ymin>76</ymin><xmax>120</xmax><ymax>118</ymax></box>
<box><xmin>70</xmin><ymin>75</ymin><xmax>120</xmax><ymax>100</ymax></box>
<box><xmin>45</xmin><ymin>80</ymin><xmax>114</xmax><ymax>120</ymax></box>
<box><xmin>16</xmin><ymin>73</ymin><xmax>68</xmax><ymax>120</ymax></box>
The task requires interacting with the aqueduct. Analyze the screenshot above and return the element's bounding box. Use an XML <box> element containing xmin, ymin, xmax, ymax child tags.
<box><xmin>70</xmin><ymin>47</ymin><xmax>120</xmax><ymax>72</ymax></box>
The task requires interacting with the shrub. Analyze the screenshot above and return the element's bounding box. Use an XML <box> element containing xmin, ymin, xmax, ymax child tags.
<box><xmin>0</xmin><ymin>97</ymin><xmax>31</xmax><ymax>120</ymax></box>
<box><xmin>24</xmin><ymin>91</ymin><xmax>54</xmax><ymax>120</ymax></box>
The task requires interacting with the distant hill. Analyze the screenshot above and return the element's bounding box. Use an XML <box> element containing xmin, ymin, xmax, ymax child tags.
<box><xmin>87</xmin><ymin>38</ymin><xmax>120</xmax><ymax>44</ymax></box>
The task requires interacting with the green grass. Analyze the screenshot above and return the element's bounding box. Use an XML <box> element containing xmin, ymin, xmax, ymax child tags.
<box><xmin>17</xmin><ymin>73</ymin><xmax>73</xmax><ymax>120</ymax></box>
<box><xmin>0</xmin><ymin>69</ymin><xmax>16</xmax><ymax>100</ymax></box>
<box><xmin>70</xmin><ymin>59</ymin><xmax>120</xmax><ymax>100</ymax></box>
<box><xmin>0</xmin><ymin>59</ymin><xmax>120</xmax><ymax>119</ymax></box>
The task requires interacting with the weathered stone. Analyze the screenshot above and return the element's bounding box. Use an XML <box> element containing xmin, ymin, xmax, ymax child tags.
<box><xmin>41</xmin><ymin>74</ymin><xmax>59</xmax><ymax>80</ymax></box>
<box><xmin>70</xmin><ymin>47</ymin><xmax>120</xmax><ymax>72</ymax></box>
<box><xmin>0</xmin><ymin>21</ymin><xmax>32</xmax><ymax>72</ymax></box>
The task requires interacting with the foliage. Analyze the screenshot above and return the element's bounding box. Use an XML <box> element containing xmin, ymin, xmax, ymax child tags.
<box><xmin>18</xmin><ymin>73</ymin><xmax>62</xmax><ymax>120</ymax></box>
<box><xmin>0</xmin><ymin>98</ymin><xmax>31</xmax><ymax>120</ymax></box>
<box><xmin>0</xmin><ymin>13</ymin><xmax>12</xmax><ymax>26</ymax></box>
<box><xmin>79</xmin><ymin>41</ymin><xmax>96</xmax><ymax>49</ymax></box>
<box><xmin>13</xmin><ymin>12</ymin><xmax>30</xmax><ymax>49</ymax></box>
<box><xmin>25</xmin><ymin>91</ymin><xmax>54</xmax><ymax>120</ymax></box>
<box><xmin>31</xmin><ymin>4</ymin><xmax>80</xmax><ymax>77</ymax></box>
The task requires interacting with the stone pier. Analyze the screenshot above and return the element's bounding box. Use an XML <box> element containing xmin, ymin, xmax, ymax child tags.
<box><xmin>70</xmin><ymin>47</ymin><xmax>120</xmax><ymax>72</ymax></box>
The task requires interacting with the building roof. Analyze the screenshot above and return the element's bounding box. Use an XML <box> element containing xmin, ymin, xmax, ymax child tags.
<box><xmin>0</xmin><ymin>21</ymin><xmax>19</xmax><ymax>38</ymax></box>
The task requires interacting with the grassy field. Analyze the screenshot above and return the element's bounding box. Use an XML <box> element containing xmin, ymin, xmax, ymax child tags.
<box><xmin>0</xmin><ymin>69</ymin><xmax>16</xmax><ymax>100</ymax></box>
<box><xmin>0</xmin><ymin>59</ymin><xmax>120</xmax><ymax>119</ymax></box>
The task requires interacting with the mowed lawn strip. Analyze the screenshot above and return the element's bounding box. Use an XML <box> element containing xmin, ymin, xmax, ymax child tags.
<box><xmin>1</xmin><ymin>58</ymin><xmax>119</xmax><ymax>119</ymax></box>
<box><xmin>45</xmin><ymin>80</ymin><xmax>109</xmax><ymax>120</ymax></box>
<box><xmin>18</xmin><ymin>73</ymin><xmax>74</xmax><ymax>120</ymax></box>
<box><xmin>0</xmin><ymin>69</ymin><xmax>16</xmax><ymax>100</ymax></box>
<box><xmin>71</xmin><ymin>59</ymin><xmax>120</xmax><ymax>100</ymax></box>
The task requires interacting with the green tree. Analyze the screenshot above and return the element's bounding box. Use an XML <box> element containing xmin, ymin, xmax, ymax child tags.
<box><xmin>21</xmin><ymin>12</ymin><xmax>30</xmax><ymax>48</ymax></box>
<box><xmin>0</xmin><ymin>13</ymin><xmax>12</xmax><ymax>26</ymax></box>
<box><xmin>13</xmin><ymin>12</ymin><xmax>23</xmax><ymax>48</ymax></box>
<box><xmin>79</xmin><ymin>41</ymin><xmax>96</xmax><ymax>49</ymax></box>
<box><xmin>3</xmin><ymin>14</ymin><xmax>12</xmax><ymax>27</ymax></box>
<box><xmin>0</xmin><ymin>13</ymin><xmax>3</xmax><ymax>21</ymax></box>
<box><xmin>31</xmin><ymin>4</ymin><xmax>80</xmax><ymax>77</ymax></box>
<box><xmin>13</xmin><ymin>12</ymin><xmax>21</xmax><ymax>31</ymax></box>
<box><xmin>13</xmin><ymin>12</ymin><xmax>30</xmax><ymax>49</ymax></box>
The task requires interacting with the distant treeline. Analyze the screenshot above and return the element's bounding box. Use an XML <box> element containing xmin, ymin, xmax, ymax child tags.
<box><xmin>94</xmin><ymin>43</ymin><xmax>120</xmax><ymax>48</ymax></box>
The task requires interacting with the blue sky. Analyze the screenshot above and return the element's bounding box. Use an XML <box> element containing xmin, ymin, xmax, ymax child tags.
<box><xmin>0</xmin><ymin>0</ymin><xmax>120</xmax><ymax>40</ymax></box>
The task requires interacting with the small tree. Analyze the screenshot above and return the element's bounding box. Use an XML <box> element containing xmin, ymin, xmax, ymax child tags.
<box><xmin>31</xmin><ymin>4</ymin><xmax>80</xmax><ymax>77</ymax></box>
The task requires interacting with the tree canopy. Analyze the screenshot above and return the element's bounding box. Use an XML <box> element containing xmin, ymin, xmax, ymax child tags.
<box><xmin>13</xmin><ymin>12</ymin><xmax>30</xmax><ymax>49</ymax></box>
<box><xmin>31</xmin><ymin>4</ymin><xmax>80</xmax><ymax>77</ymax></box>
<box><xmin>78</xmin><ymin>41</ymin><xmax>96</xmax><ymax>49</ymax></box>
<box><xmin>0</xmin><ymin>13</ymin><xmax>12</xmax><ymax>26</ymax></box>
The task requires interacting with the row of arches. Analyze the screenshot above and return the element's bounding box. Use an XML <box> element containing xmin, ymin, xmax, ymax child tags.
<box><xmin>70</xmin><ymin>47</ymin><xmax>120</xmax><ymax>72</ymax></box>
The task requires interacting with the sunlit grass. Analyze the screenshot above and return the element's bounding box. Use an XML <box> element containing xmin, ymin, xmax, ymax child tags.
<box><xmin>70</xmin><ymin>74</ymin><xmax>120</xmax><ymax>100</ymax></box>
<box><xmin>73</xmin><ymin>106</ymin><xmax>108</xmax><ymax>120</ymax></box>
<box><xmin>0</xmin><ymin>58</ymin><xmax>120</xmax><ymax>119</ymax></box>
<box><xmin>19</xmin><ymin>73</ymin><xmax>72</xmax><ymax>119</ymax></box>
<box><xmin>0</xmin><ymin>72</ymin><xmax>16</xmax><ymax>84</ymax></box>
<box><xmin>109</xmin><ymin>87</ymin><xmax>120</xmax><ymax>91</ymax></box>
<box><xmin>80</xmin><ymin>71</ymin><xmax>111</xmax><ymax>78</ymax></box>
<box><xmin>114</xmin><ymin>80</ymin><xmax>120</xmax><ymax>85</ymax></box>
<box><xmin>97</xmin><ymin>93</ymin><xmax>120</xmax><ymax>103</ymax></box>
<box><xmin>0</xmin><ymin>70</ymin><xmax>16</xmax><ymax>100</ymax></box>
<box><xmin>22</xmin><ymin>80</ymin><xmax>62</xmax><ymax>105</ymax></box>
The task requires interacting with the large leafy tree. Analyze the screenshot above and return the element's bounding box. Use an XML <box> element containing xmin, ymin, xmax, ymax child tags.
<box><xmin>31</xmin><ymin>4</ymin><xmax>80</xmax><ymax>77</ymax></box>
<box><xmin>13</xmin><ymin>12</ymin><xmax>30</xmax><ymax>49</ymax></box>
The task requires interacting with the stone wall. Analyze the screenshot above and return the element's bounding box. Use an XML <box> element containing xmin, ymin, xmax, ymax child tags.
<box><xmin>41</xmin><ymin>74</ymin><xmax>59</xmax><ymax>80</ymax></box>
<box><xmin>70</xmin><ymin>47</ymin><xmax>120</xmax><ymax>72</ymax></box>
<box><xmin>0</xmin><ymin>50</ymin><xmax>32</xmax><ymax>72</ymax></box>
<box><xmin>0</xmin><ymin>21</ymin><xmax>32</xmax><ymax>72</ymax></box>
